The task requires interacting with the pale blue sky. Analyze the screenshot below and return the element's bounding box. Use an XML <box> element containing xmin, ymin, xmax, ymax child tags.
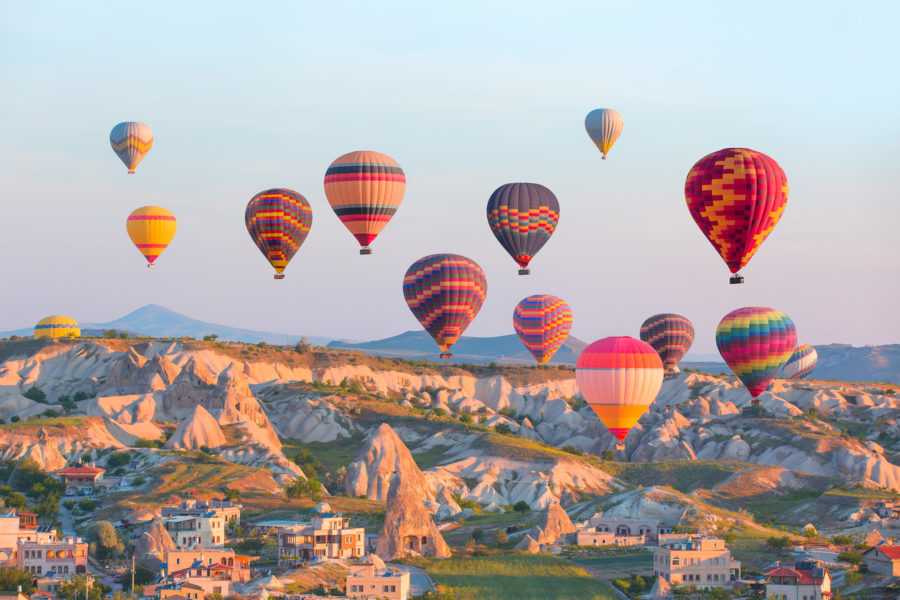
<box><xmin>1</xmin><ymin>1</ymin><xmax>898</xmax><ymax>352</ymax></box>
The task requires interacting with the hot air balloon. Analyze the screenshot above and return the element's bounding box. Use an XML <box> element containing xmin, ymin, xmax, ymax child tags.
<box><xmin>783</xmin><ymin>344</ymin><xmax>818</xmax><ymax>379</ymax></box>
<box><xmin>576</xmin><ymin>337</ymin><xmax>664</xmax><ymax>448</ymax></box>
<box><xmin>513</xmin><ymin>295</ymin><xmax>573</xmax><ymax>364</ymax></box>
<box><xmin>110</xmin><ymin>122</ymin><xmax>153</xmax><ymax>173</ymax></box>
<box><xmin>639</xmin><ymin>314</ymin><xmax>695</xmax><ymax>373</ymax></box>
<box><xmin>486</xmin><ymin>183</ymin><xmax>560</xmax><ymax>275</ymax></box>
<box><xmin>126</xmin><ymin>206</ymin><xmax>177</xmax><ymax>268</ymax></box>
<box><xmin>245</xmin><ymin>189</ymin><xmax>313</xmax><ymax>279</ymax></box>
<box><xmin>716</xmin><ymin>307</ymin><xmax>797</xmax><ymax>405</ymax></box>
<box><xmin>685</xmin><ymin>148</ymin><xmax>788</xmax><ymax>284</ymax></box>
<box><xmin>403</xmin><ymin>254</ymin><xmax>487</xmax><ymax>359</ymax></box>
<box><xmin>323</xmin><ymin>151</ymin><xmax>405</xmax><ymax>255</ymax></box>
<box><xmin>585</xmin><ymin>108</ymin><xmax>623</xmax><ymax>159</ymax></box>
<box><xmin>34</xmin><ymin>316</ymin><xmax>80</xmax><ymax>339</ymax></box>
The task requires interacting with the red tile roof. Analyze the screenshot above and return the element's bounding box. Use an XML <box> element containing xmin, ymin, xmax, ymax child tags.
<box><xmin>56</xmin><ymin>465</ymin><xmax>105</xmax><ymax>476</ymax></box>
<box><xmin>867</xmin><ymin>545</ymin><xmax>900</xmax><ymax>560</ymax></box>
<box><xmin>765</xmin><ymin>567</ymin><xmax>802</xmax><ymax>579</ymax></box>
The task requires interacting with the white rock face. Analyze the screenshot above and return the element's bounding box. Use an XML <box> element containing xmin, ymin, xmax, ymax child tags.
<box><xmin>164</xmin><ymin>405</ymin><xmax>227</xmax><ymax>450</ymax></box>
<box><xmin>345</xmin><ymin>423</ymin><xmax>433</xmax><ymax>502</ymax></box>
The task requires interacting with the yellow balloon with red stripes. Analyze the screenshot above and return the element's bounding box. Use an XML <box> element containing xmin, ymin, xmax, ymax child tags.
<box><xmin>126</xmin><ymin>206</ymin><xmax>177</xmax><ymax>268</ymax></box>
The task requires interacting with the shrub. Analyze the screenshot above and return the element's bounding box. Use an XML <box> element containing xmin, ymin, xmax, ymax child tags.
<box><xmin>23</xmin><ymin>386</ymin><xmax>46</xmax><ymax>403</ymax></box>
<box><xmin>134</xmin><ymin>438</ymin><xmax>162</xmax><ymax>448</ymax></box>
<box><xmin>562</xmin><ymin>445</ymin><xmax>582</xmax><ymax>456</ymax></box>
<box><xmin>766</xmin><ymin>535</ymin><xmax>791</xmax><ymax>551</ymax></box>
<box><xmin>103</xmin><ymin>330</ymin><xmax>118</xmax><ymax>339</ymax></box>
<box><xmin>494</xmin><ymin>423</ymin><xmax>512</xmax><ymax>435</ymax></box>
<box><xmin>459</xmin><ymin>413</ymin><xmax>473</xmax><ymax>424</ymax></box>
<box><xmin>493</xmin><ymin>528</ymin><xmax>508</xmax><ymax>544</ymax></box>
<box><xmin>837</xmin><ymin>550</ymin><xmax>863</xmax><ymax>565</ymax></box>
<box><xmin>513</xmin><ymin>501</ymin><xmax>530</xmax><ymax>513</ymax></box>
<box><xmin>78</xmin><ymin>499</ymin><xmax>98</xmax><ymax>511</ymax></box>
<box><xmin>601</xmin><ymin>449</ymin><xmax>616</xmax><ymax>461</ymax></box>
<box><xmin>41</xmin><ymin>409</ymin><xmax>58</xmax><ymax>418</ymax></box>
<box><xmin>106</xmin><ymin>451</ymin><xmax>130</xmax><ymax>468</ymax></box>
<box><xmin>132</xmin><ymin>476</ymin><xmax>146</xmax><ymax>486</ymax></box>
<box><xmin>73</xmin><ymin>391</ymin><xmax>92</xmax><ymax>402</ymax></box>
<box><xmin>202</xmin><ymin>334</ymin><xmax>219</xmax><ymax>341</ymax></box>
<box><xmin>10</xmin><ymin>416</ymin><xmax>19</xmax><ymax>423</ymax></box>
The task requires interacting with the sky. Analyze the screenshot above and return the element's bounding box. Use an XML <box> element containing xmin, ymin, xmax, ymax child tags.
<box><xmin>1</xmin><ymin>1</ymin><xmax>898</xmax><ymax>354</ymax></box>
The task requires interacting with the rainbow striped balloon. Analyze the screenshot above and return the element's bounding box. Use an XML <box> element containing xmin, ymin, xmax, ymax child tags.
<box><xmin>324</xmin><ymin>151</ymin><xmax>405</xmax><ymax>253</ymax></box>
<box><xmin>110</xmin><ymin>122</ymin><xmax>153</xmax><ymax>173</ymax></box>
<box><xmin>716</xmin><ymin>307</ymin><xmax>797</xmax><ymax>399</ymax></box>
<box><xmin>245</xmin><ymin>189</ymin><xmax>313</xmax><ymax>279</ymax></box>
<box><xmin>584</xmin><ymin>108</ymin><xmax>623</xmax><ymax>159</ymax></box>
<box><xmin>639</xmin><ymin>313</ymin><xmax>695</xmax><ymax>372</ymax></box>
<box><xmin>403</xmin><ymin>254</ymin><xmax>487</xmax><ymax>356</ymax></box>
<box><xmin>486</xmin><ymin>183</ymin><xmax>560</xmax><ymax>274</ymax></box>
<box><xmin>126</xmin><ymin>206</ymin><xmax>177</xmax><ymax>267</ymax></box>
<box><xmin>513</xmin><ymin>295</ymin><xmax>573</xmax><ymax>364</ymax></box>
<box><xmin>576</xmin><ymin>337</ymin><xmax>664</xmax><ymax>442</ymax></box>
<box><xmin>783</xmin><ymin>343</ymin><xmax>818</xmax><ymax>379</ymax></box>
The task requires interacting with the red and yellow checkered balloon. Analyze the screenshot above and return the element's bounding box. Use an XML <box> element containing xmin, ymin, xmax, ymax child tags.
<box><xmin>685</xmin><ymin>148</ymin><xmax>788</xmax><ymax>276</ymax></box>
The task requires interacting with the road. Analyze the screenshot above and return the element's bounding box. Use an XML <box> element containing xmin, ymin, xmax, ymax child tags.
<box><xmin>59</xmin><ymin>505</ymin><xmax>77</xmax><ymax>537</ymax></box>
<box><xmin>387</xmin><ymin>564</ymin><xmax>434</xmax><ymax>596</ymax></box>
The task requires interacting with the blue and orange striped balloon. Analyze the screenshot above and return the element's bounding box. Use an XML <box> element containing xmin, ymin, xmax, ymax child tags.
<box><xmin>783</xmin><ymin>344</ymin><xmax>817</xmax><ymax>379</ymax></box>
<box><xmin>324</xmin><ymin>151</ymin><xmax>405</xmax><ymax>254</ymax></box>
<box><xmin>245</xmin><ymin>189</ymin><xmax>313</xmax><ymax>279</ymax></box>
<box><xmin>716</xmin><ymin>307</ymin><xmax>796</xmax><ymax>400</ymax></box>
<box><xmin>486</xmin><ymin>183</ymin><xmax>560</xmax><ymax>275</ymax></box>
<box><xmin>403</xmin><ymin>254</ymin><xmax>487</xmax><ymax>357</ymax></box>
<box><xmin>639</xmin><ymin>314</ymin><xmax>695</xmax><ymax>372</ymax></box>
<box><xmin>513</xmin><ymin>295</ymin><xmax>573</xmax><ymax>364</ymax></box>
<box><xmin>110</xmin><ymin>122</ymin><xmax>153</xmax><ymax>173</ymax></box>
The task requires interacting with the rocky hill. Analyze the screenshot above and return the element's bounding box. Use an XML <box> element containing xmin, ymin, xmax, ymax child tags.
<box><xmin>0</xmin><ymin>337</ymin><xmax>897</xmax><ymax>536</ymax></box>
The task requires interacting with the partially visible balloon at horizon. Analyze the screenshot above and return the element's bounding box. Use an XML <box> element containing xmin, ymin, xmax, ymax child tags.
<box><xmin>513</xmin><ymin>294</ymin><xmax>573</xmax><ymax>364</ymax></box>
<box><xmin>783</xmin><ymin>343</ymin><xmax>818</xmax><ymax>379</ymax></box>
<box><xmin>486</xmin><ymin>182</ymin><xmax>560</xmax><ymax>274</ymax></box>
<box><xmin>575</xmin><ymin>336</ymin><xmax>664</xmax><ymax>442</ymax></box>
<box><xmin>34</xmin><ymin>315</ymin><xmax>80</xmax><ymax>339</ymax></box>
<box><xmin>403</xmin><ymin>254</ymin><xmax>487</xmax><ymax>354</ymax></box>
<box><xmin>323</xmin><ymin>150</ymin><xmax>405</xmax><ymax>253</ymax></box>
<box><xmin>716</xmin><ymin>306</ymin><xmax>797</xmax><ymax>399</ymax></box>
<box><xmin>109</xmin><ymin>122</ymin><xmax>153</xmax><ymax>173</ymax></box>
<box><xmin>685</xmin><ymin>148</ymin><xmax>788</xmax><ymax>280</ymax></box>
<box><xmin>584</xmin><ymin>108</ymin><xmax>623</xmax><ymax>159</ymax></box>
<box><xmin>126</xmin><ymin>206</ymin><xmax>177</xmax><ymax>267</ymax></box>
<box><xmin>639</xmin><ymin>313</ymin><xmax>695</xmax><ymax>372</ymax></box>
<box><xmin>245</xmin><ymin>188</ymin><xmax>313</xmax><ymax>279</ymax></box>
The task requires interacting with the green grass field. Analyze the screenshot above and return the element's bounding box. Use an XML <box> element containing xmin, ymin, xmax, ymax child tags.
<box><xmin>410</xmin><ymin>554</ymin><xmax>618</xmax><ymax>600</ymax></box>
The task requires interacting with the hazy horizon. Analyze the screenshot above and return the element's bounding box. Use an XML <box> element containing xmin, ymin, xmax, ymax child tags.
<box><xmin>2</xmin><ymin>1</ymin><xmax>898</xmax><ymax>354</ymax></box>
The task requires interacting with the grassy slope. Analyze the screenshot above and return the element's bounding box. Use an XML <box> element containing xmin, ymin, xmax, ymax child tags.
<box><xmin>410</xmin><ymin>554</ymin><xmax>618</xmax><ymax>600</ymax></box>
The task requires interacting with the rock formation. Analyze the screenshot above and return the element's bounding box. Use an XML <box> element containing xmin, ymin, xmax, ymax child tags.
<box><xmin>518</xmin><ymin>502</ymin><xmax>575</xmax><ymax>547</ymax></box>
<box><xmin>134</xmin><ymin>518</ymin><xmax>176</xmax><ymax>569</ymax></box>
<box><xmin>375</xmin><ymin>474</ymin><xmax>450</xmax><ymax>560</ymax></box>
<box><xmin>164</xmin><ymin>405</ymin><xmax>227</xmax><ymax>450</ymax></box>
<box><xmin>345</xmin><ymin>423</ymin><xmax>433</xmax><ymax>502</ymax></box>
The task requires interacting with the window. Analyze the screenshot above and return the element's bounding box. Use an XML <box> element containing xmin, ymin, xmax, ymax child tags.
<box><xmin>673</xmin><ymin>557</ymin><xmax>680</xmax><ymax>566</ymax></box>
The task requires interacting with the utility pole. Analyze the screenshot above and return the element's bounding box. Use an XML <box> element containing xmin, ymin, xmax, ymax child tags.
<box><xmin>131</xmin><ymin>554</ymin><xmax>135</xmax><ymax>599</ymax></box>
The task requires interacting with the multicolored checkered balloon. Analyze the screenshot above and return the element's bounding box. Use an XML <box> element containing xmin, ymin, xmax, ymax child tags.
<box><xmin>685</xmin><ymin>148</ymin><xmax>788</xmax><ymax>281</ymax></box>
<box><xmin>245</xmin><ymin>189</ymin><xmax>313</xmax><ymax>279</ymax></box>
<box><xmin>487</xmin><ymin>183</ymin><xmax>560</xmax><ymax>274</ymax></box>
<box><xmin>639</xmin><ymin>313</ymin><xmax>694</xmax><ymax>372</ymax></box>
<box><xmin>513</xmin><ymin>295</ymin><xmax>573</xmax><ymax>364</ymax></box>
<box><xmin>716</xmin><ymin>307</ymin><xmax>797</xmax><ymax>400</ymax></box>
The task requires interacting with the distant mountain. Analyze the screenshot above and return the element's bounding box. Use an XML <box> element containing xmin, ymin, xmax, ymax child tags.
<box><xmin>328</xmin><ymin>330</ymin><xmax>589</xmax><ymax>365</ymax></box>
<box><xmin>813</xmin><ymin>344</ymin><xmax>900</xmax><ymax>384</ymax></box>
<box><xmin>0</xmin><ymin>304</ymin><xmax>334</xmax><ymax>346</ymax></box>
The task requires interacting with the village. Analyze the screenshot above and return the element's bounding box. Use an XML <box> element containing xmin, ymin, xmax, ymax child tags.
<box><xmin>3</xmin><ymin>458</ymin><xmax>900</xmax><ymax>600</ymax></box>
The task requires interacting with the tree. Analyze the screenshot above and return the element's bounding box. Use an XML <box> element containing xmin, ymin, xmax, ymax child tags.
<box><xmin>766</xmin><ymin>535</ymin><xmax>791</xmax><ymax>551</ymax></box>
<box><xmin>290</xmin><ymin>448</ymin><xmax>323</xmax><ymax>478</ymax></box>
<box><xmin>601</xmin><ymin>449</ymin><xmax>616</xmax><ymax>461</ymax></box>
<box><xmin>513</xmin><ymin>501</ymin><xmax>530</xmax><ymax>513</ymax></box>
<box><xmin>94</xmin><ymin>520</ymin><xmax>124</xmax><ymax>559</ymax></box>
<box><xmin>493</xmin><ymin>528</ymin><xmax>508</xmax><ymax>545</ymax></box>
<box><xmin>0</xmin><ymin>567</ymin><xmax>34</xmax><ymax>594</ymax></box>
<box><xmin>223</xmin><ymin>488</ymin><xmax>241</xmax><ymax>501</ymax></box>
<box><xmin>58</xmin><ymin>575</ymin><xmax>103</xmax><ymax>600</ymax></box>
<box><xmin>23</xmin><ymin>386</ymin><xmax>47</xmax><ymax>403</ymax></box>
<box><xmin>493</xmin><ymin>423</ymin><xmax>512</xmax><ymax>435</ymax></box>
<box><xmin>80</xmin><ymin>452</ymin><xmax>92</xmax><ymax>464</ymax></box>
<box><xmin>33</xmin><ymin>493</ymin><xmax>60</xmax><ymax>518</ymax></box>
<box><xmin>837</xmin><ymin>550</ymin><xmax>863</xmax><ymax>565</ymax></box>
<box><xmin>203</xmin><ymin>334</ymin><xmax>219</xmax><ymax>341</ymax></box>
<box><xmin>471</xmin><ymin>528</ymin><xmax>484</xmax><ymax>543</ymax></box>
<box><xmin>60</xmin><ymin>398</ymin><xmax>78</xmax><ymax>414</ymax></box>
<box><xmin>12</xmin><ymin>459</ymin><xmax>45</xmax><ymax>491</ymax></box>
<box><xmin>294</xmin><ymin>337</ymin><xmax>312</xmax><ymax>353</ymax></box>
<box><xmin>103</xmin><ymin>330</ymin><xmax>118</xmax><ymax>339</ymax></box>
<box><xmin>106</xmin><ymin>451</ymin><xmax>131</xmax><ymax>468</ymax></box>
<box><xmin>121</xmin><ymin>564</ymin><xmax>154</xmax><ymax>591</ymax></box>
<box><xmin>283</xmin><ymin>477</ymin><xmax>322</xmax><ymax>501</ymax></box>
<box><xmin>459</xmin><ymin>413</ymin><xmax>473</xmax><ymax>425</ymax></box>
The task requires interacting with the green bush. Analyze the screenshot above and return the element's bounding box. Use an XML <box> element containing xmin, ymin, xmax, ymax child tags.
<box><xmin>494</xmin><ymin>423</ymin><xmax>513</xmax><ymax>435</ymax></box>
<box><xmin>601</xmin><ymin>449</ymin><xmax>616</xmax><ymax>461</ymax></box>
<box><xmin>106</xmin><ymin>451</ymin><xmax>131</xmax><ymax>468</ymax></box>
<box><xmin>513</xmin><ymin>501</ymin><xmax>530</xmax><ymax>513</ymax></box>
<box><xmin>23</xmin><ymin>386</ymin><xmax>47</xmax><ymax>403</ymax></box>
<box><xmin>837</xmin><ymin>550</ymin><xmax>862</xmax><ymax>565</ymax></box>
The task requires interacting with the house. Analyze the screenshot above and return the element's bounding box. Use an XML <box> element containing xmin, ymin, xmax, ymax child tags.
<box><xmin>163</xmin><ymin>564</ymin><xmax>233</xmax><ymax>598</ymax></box>
<box><xmin>34</xmin><ymin>573</ymin><xmax>94</xmax><ymax>597</ymax></box>
<box><xmin>164</xmin><ymin>513</ymin><xmax>226</xmax><ymax>548</ymax></box>
<box><xmin>0</xmin><ymin>511</ymin><xmax>55</xmax><ymax>561</ymax></box>
<box><xmin>652</xmin><ymin>537</ymin><xmax>740</xmax><ymax>588</ymax></box>
<box><xmin>346</xmin><ymin>555</ymin><xmax>410</xmax><ymax>600</ymax></box>
<box><xmin>30</xmin><ymin>591</ymin><xmax>59</xmax><ymax>600</ymax></box>
<box><xmin>54</xmin><ymin>465</ymin><xmax>105</xmax><ymax>496</ymax></box>
<box><xmin>587</xmin><ymin>516</ymin><xmax>674</xmax><ymax>536</ymax></box>
<box><xmin>16</xmin><ymin>536</ymin><xmax>88</xmax><ymax>576</ymax></box>
<box><xmin>278</xmin><ymin>514</ymin><xmax>365</xmax><ymax>567</ymax></box>
<box><xmin>764</xmin><ymin>559</ymin><xmax>831</xmax><ymax>600</ymax></box>
<box><xmin>875</xmin><ymin>500</ymin><xmax>900</xmax><ymax>520</ymax></box>
<box><xmin>164</xmin><ymin>548</ymin><xmax>255</xmax><ymax>582</ymax></box>
<box><xmin>246</xmin><ymin>520</ymin><xmax>310</xmax><ymax>536</ymax></box>
<box><xmin>0</xmin><ymin>589</ymin><xmax>29</xmax><ymax>600</ymax></box>
<box><xmin>161</xmin><ymin>499</ymin><xmax>242</xmax><ymax>526</ymax></box>
<box><xmin>863</xmin><ymin>544</ymin><xmax>900</xmax><ymax>576</ymax></box>
<box><xmin>160</xmin><ymin>583</ymin><xmax>204</xmax><ymax>600</ymax></box>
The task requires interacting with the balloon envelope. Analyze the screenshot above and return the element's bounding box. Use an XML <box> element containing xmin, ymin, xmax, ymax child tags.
<box><xmin>324</xmin><ymin>151</ymin><xmax>405</xmax><ymax>251</ymax></box>
<box><xmin>685</xmin><ymin>148</ymin><xmax>788</xmax><ymax>277</ymax></box>
<box><xmin>245</xmin><ymin>188</ymin><xmax>313</xmax><ymax>278</ymax></box>
<box><xmin>576</xmin><ymin>336</ymin><xmax>664</xmax><ymax>441</ymax></box>
<box><xmin>716</xmin><ymin>307</ymin><xmax>797</xmax><ymax>398</ymax></box>
<box><xmin>783</xmin><ymin>343</ymin><xmax>818</xmax><ymax>379</ymax></box>
<box><xmin>126</xmin><ymin>206</ymin><xmax>177</xmax><ymax>266</ymax></box>
<box><xmin>403</xmin><ymin>254</ymin><xmax>487</xmax><ymax>353</ymax></box>
<box><xmin>639</xmin><ymin>314</ymin><xmax>695</xmax><ymax>372</ymax></box>
<box><xmin>584</xmin><ymin>108</ymin><xmax>623</xmax><ymax>159</ymax></box>
<box><xmin>34</xmin><ymin>315</ymin><xmax>80</xmax><ymax>339</ymax></box>
<box><xmin>110</xmin><ymin>122</ymin><xmax>153</xmax><ymax>173</ymax></box>
<box><xmin>486</xmin><ymin>183</ymin><xmax>559</xmax><ymax>273</ymax></box>
<box><xmin>513</xmin><ymin>295</ymin><xmax>573</xmax><ymax>364</ymax></box>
